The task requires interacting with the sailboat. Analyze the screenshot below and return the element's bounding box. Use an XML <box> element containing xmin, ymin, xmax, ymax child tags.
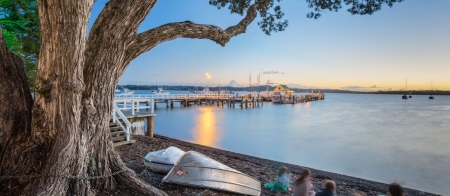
<box><xmin>429</xmin><ymin>80</ymin><xmax>435</xmax><ymax>99</ymax></box>
<box><xmin>402</xmin><ymin>78</ymin><xmax>408</xmax><ymax>99</ymax></box>
<box><xmin>261</xmin><ymin>80</ymin><xmax>276</xmax><ymax>101</ymax></box>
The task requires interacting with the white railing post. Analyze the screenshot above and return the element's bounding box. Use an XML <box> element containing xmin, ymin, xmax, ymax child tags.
<box><xmin>135</xmin><ymin>100</ymin><xmax>140</xmax><ymax>113</ymax></box>
<box><xmin>131</xmin><ymin>99</ymin><xmax>135</xmax><ymax>115</ymax></box>
<box><xmin>112</xmin><ymin>105</ymin><xmax>116</xmax><ymax>123</ymax></box>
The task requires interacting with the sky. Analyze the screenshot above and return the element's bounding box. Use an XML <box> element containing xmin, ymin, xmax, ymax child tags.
<box><xmin>89</xmin><ymin>0</ymin><xmax>450</xmax><ymax>91</ymax></box>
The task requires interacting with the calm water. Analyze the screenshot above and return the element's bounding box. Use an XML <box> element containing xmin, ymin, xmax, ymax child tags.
<box><xmin>135</xmin><ymin>90</ymin><xmax>450</xmax><ymax>194</ymax></box>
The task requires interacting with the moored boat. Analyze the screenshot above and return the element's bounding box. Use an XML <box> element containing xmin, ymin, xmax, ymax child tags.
<box><xmin>114</xmin><ymin>85</ymin><xmax>123</xmax><ymax>93</ymax></box>
<box><xmin>271</xmin><ymin>84</ymin><xmax>294</xmax><ymax>103</ymax></box>
<box><xmin>144</xmin><ymin>146</ymin><xmax>185</xmax><ymax>174</ymax></box>
<box><xmin>429</xmin><ymin>80</ymin><xmax>435</xmax><ymax>99</ymax></box>
<box><xmin>402</xmin><ymin>78</ymin><xmax>408</xmax><ymax>99</ymax></box>
<box><xmin>152</xmin><ymin>85</ymin><xmax>170</xmax><ymax>95</ymax></box>
<box><xmin>261</xmin><ymin>91</ymin><xmax>272</xmax><ymax>101</ymax></box>
<box><xmin>163</xmin><ymin>151</ymin><xmax>261</xmax><ymax>196</ymax></box>
<box><xmin>272</xmin><ymin>93</ymin><xmax>281</xmax><ymax>103</ymax></box>
<box><xmin>121</xmin><ymin>88</ymin><xmax>134</xmax><ymax>95</ymax></box>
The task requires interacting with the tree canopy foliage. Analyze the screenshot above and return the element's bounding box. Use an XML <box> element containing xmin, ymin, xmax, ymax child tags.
<box><xmin>209</xmin><ymin>0</ymin><xmax>403</xmax><ymax>34</ymax></box>
<box><xmin>0</xmin><ymin>0</ymin><xmax>39</xmax><ymax>87</ymax></box>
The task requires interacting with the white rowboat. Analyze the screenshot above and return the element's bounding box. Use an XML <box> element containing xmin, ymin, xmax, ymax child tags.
<box><xmin>144</xmin><ymin>146</ymin><xmax>185</xmax><ymax>174</ymax></box>
<box><xmin>163</xmin><ymin>151</ymin><xmax>261</xmax><ymax>196</ymax></box>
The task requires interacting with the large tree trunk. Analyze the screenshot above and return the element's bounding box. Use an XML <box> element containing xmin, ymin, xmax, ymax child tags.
<box><xmin>27</xmin><ymin>0</ymin><xmax>97</xmax><ymax>194</ymax></box>
<box><xmin>0</xmin><ymin>0</ymin><xmax>166</xmax><ymax>195</ymax></box>
<box><xmin>27</xmin><ymin>0</ymin><xmax>166</xmax><ymax>195</ymax></box>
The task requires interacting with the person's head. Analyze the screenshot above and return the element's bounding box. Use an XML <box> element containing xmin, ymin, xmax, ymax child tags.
<box><xmin>324</xmin><ymin>180</ymin><xmax>336</xmax><ymax>193</ymax></box>
<box><xmin>277</xmin><ymin>166</ymin><xmax>288</xmax><ymax>176</ymax></box>
<box><xmin>294</xmin><ymin>168</ymin><xmax>312</xmax><ymax>184</ymax></box>
<box><xmin>387</xmin><ymin>183</ymin><xmax>404</xmax><ymax>196</ymax></box>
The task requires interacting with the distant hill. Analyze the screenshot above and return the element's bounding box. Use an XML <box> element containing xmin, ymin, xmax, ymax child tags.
<box><xmin>228</xmin><ymin>80</ymin><xmax>242</xmax><ymax>87</ymax></box>
<box><xmin>286</xmin><ymin>83</ymin><xmax>310</xmax><ymax>89</ymax></box>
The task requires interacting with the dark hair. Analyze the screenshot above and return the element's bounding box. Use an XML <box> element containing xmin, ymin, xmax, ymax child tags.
<box><xmin>294</xmin><ymin>168</ymin><xmax>311</xmax><ymax>184</ymax></box>
<box><xmin>325</xmin><ymin>180</ymin><xmax>336</xmax><ymax>192</ymax></box>
<box><xmin>388</xmin><ymin>183</ymin><xmax>404</xmax><ymax>196</ymax></box>
<box><xmin>277</xmin><ymin>166</ymin><xmax>288</xmax><ymax>177</ymax></box>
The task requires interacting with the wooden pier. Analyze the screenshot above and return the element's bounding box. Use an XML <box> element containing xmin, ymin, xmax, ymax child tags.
<box><xmin>114</xmin><ymin>94</ymin><xmax>266</xmax><ymax>109</ymax></box>
<box><xmin>278</xmin><ymin>93</ymin><xmax>325</xmax><ymax>104</ymax></box>
<box><xmin>110</xmin><ymin>93</ymin><xmax>324</xmax><ymax>146</ymax></box>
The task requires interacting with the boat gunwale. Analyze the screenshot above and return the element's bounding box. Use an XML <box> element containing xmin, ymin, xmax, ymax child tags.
<box><xmin>144</xmin><ymin>159</ymin><xmax>175</xmax><ymax>166</ymax></box>
<box><xmin>163</xmin><ymin>177</ymin><xmax>262</xmax><ymax>192</ymax></box>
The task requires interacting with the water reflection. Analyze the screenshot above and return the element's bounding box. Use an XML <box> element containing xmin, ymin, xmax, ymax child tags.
<box><xmin>192</xmin><ymin>107</ymin><xmax>220</xmax><ymax>147</ymax></box>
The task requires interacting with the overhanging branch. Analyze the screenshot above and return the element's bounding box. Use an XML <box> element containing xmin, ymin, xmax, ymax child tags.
<box><xmin>126</xmin><ymin>2</ymin><xmax>262</xmax><ymax>61</ymax></box>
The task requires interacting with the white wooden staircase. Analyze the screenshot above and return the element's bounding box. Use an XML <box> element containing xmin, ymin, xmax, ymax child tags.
<box><xmin>110</xmin><ymin>104</ymin><xmax>135</xmax><ymax>146</ymax></box>
<box><xmin>110</xmin><ymin>97</ymin><xmax>156</xmax><ymax>146</ymax></box>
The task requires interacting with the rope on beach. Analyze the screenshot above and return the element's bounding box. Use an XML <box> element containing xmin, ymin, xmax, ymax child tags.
<box><xmin>0</xmin><ymin>170</ymin><xmax>128</xmax><ymax>180</ymax></box>
<box><xmin>141</xmin><ymin>164</ymin><xmax>213</xmax><ymax>195</ymax></box>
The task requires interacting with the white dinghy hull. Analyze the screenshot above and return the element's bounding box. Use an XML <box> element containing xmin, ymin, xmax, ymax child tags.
<box><xmin>163</xmin><ymin>151</ymin><xmax>261</xmax><ymax>196</ymax></box>
<box><xmin>144</xmin><ymin>146</ymin><xmax>185</xmax><ymax>174</ymax></box>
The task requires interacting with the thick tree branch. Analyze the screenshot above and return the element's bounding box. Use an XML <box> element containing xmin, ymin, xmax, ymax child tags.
<box><xmin>84</xmin><ymin>0</ymin><xmax>158</xmax><ymax>94</ymax></box>
<box><xmin>126</xmin><ymin>2</ymin><xmax>262</xmax><ymax>61</ymax></box>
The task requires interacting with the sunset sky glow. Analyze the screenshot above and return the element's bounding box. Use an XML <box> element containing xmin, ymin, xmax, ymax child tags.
<box><xmin>89</xmin><ymin>0</ymin><xmax>450</xmax><ymax>90</ymax></box>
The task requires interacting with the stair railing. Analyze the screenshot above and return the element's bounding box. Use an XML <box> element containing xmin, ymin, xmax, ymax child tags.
<box><xmin>112</xmin><ymin>103</ymin><xmax>131</xmax><ymax>141</ymax></box>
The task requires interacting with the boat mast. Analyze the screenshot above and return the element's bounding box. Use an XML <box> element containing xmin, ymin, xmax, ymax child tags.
<box><xmin>257</xmin><ymin>73</ymin><xmax>260</xmax><ymax>92</ymax></box>
<box><xmin>431</xmin><ymin>80</ymin><xmax>433</xmax><ymax>96</ymax></box>
<box><xmin>249</xmin><ymin>71</ymin><xmax>252</xmax><ymax>93</ymax></box>
<box><xmin>404</xmin><ymin>77</ymin><xmax>408</xmax><ymax>94</ymax></box>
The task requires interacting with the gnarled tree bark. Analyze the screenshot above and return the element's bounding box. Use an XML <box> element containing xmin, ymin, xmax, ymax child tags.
<box><xmin>0</xmin><ymin>26</ymin><xmax>39</xmax><ymax>194</ymax></box>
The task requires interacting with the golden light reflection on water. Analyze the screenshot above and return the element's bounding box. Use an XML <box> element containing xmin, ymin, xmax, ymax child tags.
<box><xmin>192</xmin><ymin>107</ymin><xmax>220</xmax><ymax>147</ymax></box>
<box><xmin>304</xmin><ymin>101</ymin><xmax>311</xmax><ymax>108</ymax></box>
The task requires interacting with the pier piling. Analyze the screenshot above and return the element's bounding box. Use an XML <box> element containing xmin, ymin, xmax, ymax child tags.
<box><xmin>146</xmin><ymin>116</ymin><xmax>154</xmax><ymax>138</ymax></box>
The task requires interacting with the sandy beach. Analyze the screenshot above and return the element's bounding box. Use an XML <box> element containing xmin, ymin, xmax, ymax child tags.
<box><xmin>114</xmin><ymin>135</ymin><xmax>439</xmax><ymax>196</ymax></box>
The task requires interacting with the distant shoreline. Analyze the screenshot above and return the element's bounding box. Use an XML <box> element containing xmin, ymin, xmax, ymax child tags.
<box><xmin>119</xmin><ymin>84</ymin><xmax>450</xmax><ymax>95</ymax></box>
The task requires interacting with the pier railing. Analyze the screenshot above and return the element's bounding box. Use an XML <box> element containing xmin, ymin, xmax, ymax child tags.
<box><xmin>114</xmin><ymin>93</ymin><xmax>237</xmax><ymax>100</ymax></box>
<box><xmin>113</xmin><ymin>98</ymin><xmax>155</xmax><ymax>115</ymax></box>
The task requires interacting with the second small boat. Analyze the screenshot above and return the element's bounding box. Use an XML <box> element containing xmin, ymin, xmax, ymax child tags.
<box><xmin>144</xmin><ymin>146</ymin><xmax>185</xmax><ymax>174</ymax></box>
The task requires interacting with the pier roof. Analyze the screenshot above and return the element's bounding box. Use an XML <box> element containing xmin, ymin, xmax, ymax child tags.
<box><xmin>273</xmin><ymin>84</ymin><xmax>294</xmax><ymax>92</ymax></box>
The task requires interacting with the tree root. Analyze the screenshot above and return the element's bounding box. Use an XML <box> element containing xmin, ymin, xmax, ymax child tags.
<box><xmin>110</xmin><ymin>149</ymin><xmax>168</xmax><ymax>196</ymax></box>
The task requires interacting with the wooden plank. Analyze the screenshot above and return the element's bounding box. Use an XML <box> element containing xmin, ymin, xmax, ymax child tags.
<box><xmin>110</xmin><ymin>130</ymin><xmax>126</xmax><ymax>136</ymax></box>
<box><xmin>110</xmin><ymin>126</ymin><xmax>123</xmax><ymax>131</ymax></box>
<box><xmin>113</xmin><ymin>140</ymin><xmax>136</xmax><ymax>147</ymax></box>
<box><xmin>111</xmin><ymin>135</ymin><xmax>127</xmax><ymax>142</ymax></box>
